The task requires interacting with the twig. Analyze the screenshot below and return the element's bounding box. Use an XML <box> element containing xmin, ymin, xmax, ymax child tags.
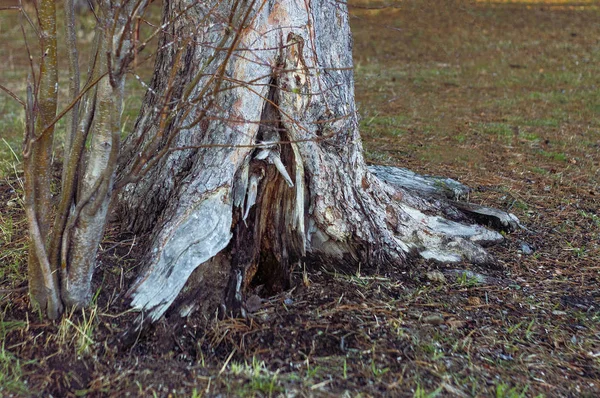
<box><xmin>0</xmin><ymin>84</ymin><xmax>25</xmax><ymax>106</ymax></box>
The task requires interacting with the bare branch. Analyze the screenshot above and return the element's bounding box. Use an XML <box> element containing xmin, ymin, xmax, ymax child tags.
<box><xmin>0</xmin><ymin>84</ymin><xmax>25</xmax><ymax>107</ymax></box>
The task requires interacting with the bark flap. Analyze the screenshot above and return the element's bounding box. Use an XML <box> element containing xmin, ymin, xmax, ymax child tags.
<box><xmin>129</xmin><ymin>188</ymin><xmax>233</xmax><ymax>321</ymax></box>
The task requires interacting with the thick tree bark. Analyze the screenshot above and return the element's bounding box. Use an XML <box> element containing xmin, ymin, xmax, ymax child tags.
<box><xmin>118</xmin><ymin>0</ymin><xmax>507</xmax><ymax>323</ymax></box>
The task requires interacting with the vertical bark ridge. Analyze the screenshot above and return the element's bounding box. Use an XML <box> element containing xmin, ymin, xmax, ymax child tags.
<box><xmin>117</xmin><ymin>0</ymin><xmax>206</xmax><ymax>233</ymax></box>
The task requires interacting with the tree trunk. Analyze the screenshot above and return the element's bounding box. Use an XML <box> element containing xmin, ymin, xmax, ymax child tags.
<box><xmin>25</xmin><ymin>0</ymin><xmax>62</xmax><ymax>319</ymax></box>
<box><xmin>23</xmin><ymin>0</ymin><xmax>148</xmax><ymax>317</ymax></box>
<box><xmin>118</xmin><ymin>0</ymin><xmax>506</xmax><ymax>324</ymax></box>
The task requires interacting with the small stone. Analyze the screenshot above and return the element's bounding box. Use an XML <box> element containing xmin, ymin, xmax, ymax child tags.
<box><xmin>422</xmin><ymin>315</ymin><xmax>444</xmax><ymax>325</ymax></box>
<box><xmin>552</xmin><ymin>310</ymin><xmax>567</xmax><ymax>316</ymax></box>
<box><xmin>520</xmin><ymin>242</ymin><xmax>533</xmax><ymax>255</ymax></box>
<box><xmin>245</xmin><ymin>295</ymin><xmax>262</xmax><ymax>313</ymax></box>
<box><xmin>467</xmin><ymin>297</ymin><xmax>482</xmax><ymax>306</ymax></box>
<box><xmin>426</xmin><ymin>271</ymin><xmax>446</xmax><ymax>283</ymax></box>
<box><xmin>447</xmin><ymin>319</ymin><xmax>466</xmax><ymax>329</ymax></box>
<box><xmin>284</xmin><ymin>298</ymin><xmax>294</xmax><ymax>306</ymax></box>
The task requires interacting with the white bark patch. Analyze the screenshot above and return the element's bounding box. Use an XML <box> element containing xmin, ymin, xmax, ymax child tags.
<box><xmin>233</xmin><ymin>158</ymin><xmax>250</xmax><ymax>208</ymax></box>
<box><xmin>130</xmin><ymin>188</ymin><xmax>233</xmax><ymax>321</ymax></box>
<box><xmin>401</xmin><ymin>205</ymin><xmax>503</xmax><ymax>244</ymax></box>
<box><xmin>244</xmin><ymin>172</ymin><xmax>263</xmax><ymax>221</ymax></box>
<box><xmin>420</xmin><ymin>250</ymin><xmax>462</xmax><ymax>263</ymax></box>
<box><xmin>290</xmin><ymin>142</ymin><xmax>306</xmax><ymax>254</ymax></box>
<box><xmin>368</xmin><ymin>165</ymin><xmax>470</xmax><ymax>200</ymax></box>
<box><xmin>398</xmin><ymin>205</ymin><xmax>502</xmax><ymax>264</ymax></box>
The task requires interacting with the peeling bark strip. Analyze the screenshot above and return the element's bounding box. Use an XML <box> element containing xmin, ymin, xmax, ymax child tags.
<box><xmin>129</xmin><ymin>189</ymin><xmax>233</xmax><ymax>321</ymax></box>
<box><xmin>119</xmin><ymin>0</ymin><xmax>512</xmax><ymax>323</ymax></box>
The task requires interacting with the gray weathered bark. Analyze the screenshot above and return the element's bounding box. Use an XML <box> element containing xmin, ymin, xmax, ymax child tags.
<box><xmin>118</xmin><ymin>0</ymin><xmax>509</xmax><ymax>323</ymax></box>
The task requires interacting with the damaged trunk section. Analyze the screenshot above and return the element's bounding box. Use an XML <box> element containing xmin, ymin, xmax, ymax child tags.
<box><xmin>226</xmin><ymin>77</ymin><xmax>306</xmax><ymax>316</ymax></box>
<box><xmin>120</xmin><ymin>2</ymin><xmax>315</xmax><ymax>323</ymax></box>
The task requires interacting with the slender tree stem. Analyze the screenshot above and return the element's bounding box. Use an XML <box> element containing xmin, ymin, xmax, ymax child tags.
<box><xmin>24</xmin><ymin>0</ymin><xmax>61</xmax><ymax>317</ymax></box>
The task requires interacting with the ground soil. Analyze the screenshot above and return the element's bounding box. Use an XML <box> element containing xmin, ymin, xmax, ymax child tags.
<box><xmin>1</xmin><ymin>1</ymin><xmax>599</xmax><ymax>397</ymax></box>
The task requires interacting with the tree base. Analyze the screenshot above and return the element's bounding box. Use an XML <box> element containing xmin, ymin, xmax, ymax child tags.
<box><xmin>120</xmin><ymin>163</ymin><xmax>519</xmax><ymax>334</ymax></box>
<box><xmin>115</xmin><ymin>0</ymin><xmax>521</xmax><ymax>327</ymax></box>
